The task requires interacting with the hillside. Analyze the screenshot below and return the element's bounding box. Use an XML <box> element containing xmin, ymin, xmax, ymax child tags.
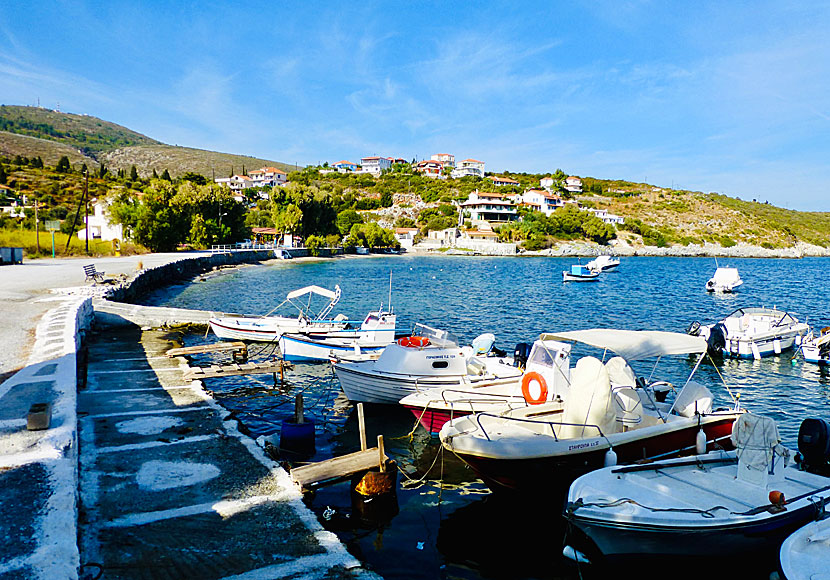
<box><xmin>0</xmin><ymin>105</ymin><xmax>293</xmax><ymax>179</ymax></box>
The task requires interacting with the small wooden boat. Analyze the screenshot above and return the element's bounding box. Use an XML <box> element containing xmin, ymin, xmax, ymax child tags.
<box><xmin>563</xmin><ymin>414</ymin><xmax>830</xmax><ymax>564</ymax></box>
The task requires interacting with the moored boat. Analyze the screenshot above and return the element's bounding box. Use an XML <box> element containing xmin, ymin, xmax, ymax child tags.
<box><xmin>563</xmin><ymin>264</ymin><xmax>599</xmax><ymax>282</ymax></box>
<box><xmin>586</xmin><ymin>255</ymin><xmax>620</xmax><ymax>273</ymax></box>
<box><xmin>209</xmin><ymin>285</ymin><xmax>346</xmax><ymax>342</ymax></box>
<box><xmin>278</xmin><ymin>309</ymin><xmax>397</xmax><ymax>362</ymax></box>
<box><xmin>439</xmin><ymin>328</ymin><xmax>744</xmax><ymax>494</ymax></box>
<box><xmin>563</xmin><ymin>414</ymin><xmax>830</xmax><ymax>565</ymax></box>
<box><xmin>780</xmin><ymin>515</ymin><xmax>830</xmax><ymax>580</ymax></box>
<box><xmin>706</xmin><ymin>266</ymin><xmax>743</xmax><ymax>292</ymax></box>
<box><xmin>399</xmin><ymin>338</ymin><xmax>572</xmax><ymax>434</ymax></box>
<box><xmin>799</xmin><ymin>326</ymin><xmax>830</xmax><ymax>365</ymax></box>
<box><xmin>689</xmin><ymin>307</ymin><xmax>809</xmax><ymax>359</ymax></box>
<box><xmin>332</xmin><ymin>324</ymin><xmax>522</xmax><ymax>405</ymax></box>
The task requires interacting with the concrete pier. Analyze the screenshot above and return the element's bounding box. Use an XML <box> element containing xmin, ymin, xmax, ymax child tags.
<box><xmin>0</xmin><ymin>250</ymin><xmax>378</xmax><ymax>579</ymax></box>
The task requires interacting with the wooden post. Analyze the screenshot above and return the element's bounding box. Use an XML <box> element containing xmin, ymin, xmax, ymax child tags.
<box><xmin>357</xmin><ymin>403</ymin><xmax>367</xmax><ymax>451</ymax></box>
<box><xmin>378</xmin><ymin>435</ymin><xmax>386</xmax><ymax>472</ymax></box>
<box><xmin>295</xmin><ymin>393</ymin><xmax>304</xmax><ymax>424</ymax></box>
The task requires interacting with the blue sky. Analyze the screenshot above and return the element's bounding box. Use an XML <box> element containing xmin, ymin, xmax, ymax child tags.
<box><xmin>2</xmin><ymin>1</ymin><xmax>830</xmax><ymax>210</ymax></box>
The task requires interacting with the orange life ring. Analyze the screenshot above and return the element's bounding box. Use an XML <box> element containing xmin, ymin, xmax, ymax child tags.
<box><xmin>521</xmin><ymin>372</ymin><xmax>548</xmax><ymax>405</ymax></box>
<box><xmin>398</xmin><ymin>336</ymin><xmax>430</xmax><ymax>348</ymax></box>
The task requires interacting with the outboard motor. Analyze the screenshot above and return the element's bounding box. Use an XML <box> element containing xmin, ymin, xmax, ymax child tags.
<box><xmin>686</xmin><ymin>321</ymin><xmax>701</xmax><ymax>336</ymax></box>
<box><xmin>796</xmin><ymin>418</ymin><xmax>830</xmax><ymax>476</ymax></box>
<box><xmin>513</xmin><ymin>342</ymin><xmax>531</xmax><ymax>369</ymax></box>
<box><xmin>706</xmin><ymin>323</ymin><xmax>727</xmax><ymax>355</ymax></box>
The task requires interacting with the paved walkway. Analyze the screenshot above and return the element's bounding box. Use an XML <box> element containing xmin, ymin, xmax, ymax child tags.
<box><xmin>0</xmin><ymin>252</ymin><xmax>376</xmax><ymax>579</ymax></box>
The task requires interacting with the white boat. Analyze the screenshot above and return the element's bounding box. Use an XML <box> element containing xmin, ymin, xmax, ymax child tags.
<box><xmin>780</xmin><ymin>516</ymin><xmax>830</xmax><ymax>580</ymax></box>
<box><xmin>209</xmin><ymin>285</ymin><xmax>346</xmax><ymax>342</ymax></box>
<box><xmin>586</xmin><ymin>255</ymin><xmax>620</xmax><ymax>273</ymax></box>
<box><xmin>439</xmin><ymin>329</ymin><xmax>744</xmax><ymax>494</ymax></box>
<box><xmin>799</xmin><ymin>326</ymin><xmax>830</xmax><ymax>366</ymax></box>
<box><xmin>332</xmin><ymin>324</ymin><xmax>523</xmax><ymax>405</ymax></box>
<box><xmin>278</xmin><ymin>309</ymin><xmax>397</xmax><ymax>362</ymax></box>
<box><xmin>563</xmin><ymin>413</ymin><xmax>830</xmax><ymax>565</ymax></box>
<box><xmin>399</xmin><ymin>338</ymin><xmax>572</xmax><ymax>434</ymax></box>
<box><xmin>690</xmin><ymin>307</ymin><xmax>810</xmax><ymax>360</ymax></box>
<box><xmin>706</xmin><ymin>266</ymin><xmax>743</xmax><ymax>292</ymax></box>
<box><xmin>563</xmin><ymin>264</ymin><xmax>599</xmax><ymax>282</ymax></box>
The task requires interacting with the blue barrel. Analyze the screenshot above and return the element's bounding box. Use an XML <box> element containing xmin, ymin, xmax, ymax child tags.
<box><xmin>279</xmin><ymin>418</ymin><xmax>316</xmax><ymax>457</ymax></box>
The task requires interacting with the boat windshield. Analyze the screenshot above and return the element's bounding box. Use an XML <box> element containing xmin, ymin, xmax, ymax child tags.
<box><xmin>413</xmin><ymin>323</ymin><xmax>458</xmax><ymax>347</ymax></box>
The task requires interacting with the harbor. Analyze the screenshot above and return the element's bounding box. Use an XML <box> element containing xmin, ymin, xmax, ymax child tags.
<box><xmin>2</xmin><ymin>251</ymin><xmax>830</xmax><ymax>579</ymax></box>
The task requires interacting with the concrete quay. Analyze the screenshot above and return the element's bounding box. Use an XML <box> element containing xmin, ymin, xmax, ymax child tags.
<box><xmin>0</xmin><ymin>251</ymin><xmax>377</xmax><ymax>579</ymax></box>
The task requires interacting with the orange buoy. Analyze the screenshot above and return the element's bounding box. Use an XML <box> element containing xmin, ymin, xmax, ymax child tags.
<box><xmin>521</xmin><ymin>371</ymin><xmax>548</xmax><ymax>405</ymax></box>
<box><xmin>769</xmin><ymin>490</ymin><xmax>786</xmax><ymax>505</ymax></box>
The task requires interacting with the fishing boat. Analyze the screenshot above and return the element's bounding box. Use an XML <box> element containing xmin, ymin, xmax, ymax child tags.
<box><xmin>706</xmin><ymin>266</ymin><xmax>743</xmax><ymax>292</ymax></box>
<box><xmin>278</xmin><ymin>309</ymin><xmax>397</xmax><ymax>362</ymax></box>
<box><xmin>799</xmin><ymin>326</ymin><xmax>830</xmax><ymax>365</ymax></box>
<box><xmin>563</xmin><ymin>414</ymin><xmax>830</xmax><ymax>565</ymax></box>
<box><xmin>586</xmin><ymin>255</ymin><xmax>620</xmax><ymax>273</ymax></box>
<box><xmin>563</xmin><ymin>264</ymin><xmax>599</xmax><ymax>282</ymax></box>
<box><xmin>439</xmin><ymin>329</ymin><xmax>744</xmax><ymax>494</ymax></box>
<box><xmin>399</xmin><ymin>338</ymin><xmax>572</xmax><ymax>434</ymax></box>
<box><xmin>332</xmin><ymin>324</ymin><xmax>522</xmax><ymax>405</ymax></box>
<box><xmin>780</xmin><ymin>516</ymin><xmax>830</xmax><ymax>580</ymax></box>
<box><xmin>689</xmin><ymin>307</ymin><xmax>809</xmax><ymax>360</ymax></box>
<box><xmin>208</xmin><ymin>285</ymin><xmax>346</xmax><ymax>342</ymax></box>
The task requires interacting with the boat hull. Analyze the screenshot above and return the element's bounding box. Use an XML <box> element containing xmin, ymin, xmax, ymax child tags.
<box><xmin>279</xmin><ymin>333</ymin><xmax>389</xmax><ymax>362</ymax></box>
<box><xmin>719</xmin><ymin>331</ymin><xmax>803</xmax><ymax>359</ymax></box>
<box><xmin>209</xmin><ymin>317</ymin><xmax>345</xmax><ymax>342</ymax></box>
<box><xmin>444</xmin><ymin>415</ymin><xmax>738</xmax><ymax>493</ymax></box>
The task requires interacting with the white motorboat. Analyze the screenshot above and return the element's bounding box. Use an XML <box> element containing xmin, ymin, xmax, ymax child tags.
<box><xmin>586</xmin><ymin>255</ymin><xmax>620</xmax><ymax>273</ymax></box>
<box><xmin>780</xmin><ymin>516</ymin><xmax>830</xmax><ymax>580</ymax></box>
<box><xmin>278</xmin><ymin>309</ymin><xmax>397</xmax><ymax>362</ymax></box>
<box><xmin>208</xmin><ymin>285</ymin><xmax>346</xmax><ymax>342</ymax></box>
<box><xmin>799</xmin><ymin>326</ymin><xmax>830</xmax><ymax>366</ymax></box>
<box><xmin>564</xmin><ymin>414</ymin><xmax>830</xmax><ymax>564</ymax></box>
<box><xmin>689</xmin><ymin>307</ymin><xmax>810</xmax><ymax>360</ymax></box>
<box><xmin>439</xmin><ymin>329</ymin><xmax>744</xmax><ymax>494</ymax></box>
<box><xmin>563</xmin><ymin>264</ymin><xmax>599</xmax><ymax>282</ymax></box>
<box><xmin>399</xmin><ymin>338</ymin><xmax>572</xmax><ymax>434</ymax></box>
<box><xmin>706</xmin><ymin>266</ymin><xmax>743</xmax><ymax>292</ymax></box>
<box><xmin>332</xmin><ymin>324</ymin><xmax>523</xmax><ymax>405</ymax></box>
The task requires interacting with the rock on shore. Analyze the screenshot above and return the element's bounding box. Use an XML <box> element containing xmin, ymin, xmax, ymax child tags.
<box><xmin>525</xmin><ymin>239</ymin><xmax>830</xmax><ymax>259</ymax></box>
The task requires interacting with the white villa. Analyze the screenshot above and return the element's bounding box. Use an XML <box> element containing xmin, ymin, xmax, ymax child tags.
<box><xmin>413</xmin><ymin>159</ymin><xmax>445</xmax><ymax>178</ymax></box>
<box><xmin>459</xmin><ymin>190</ymin><xmax>517</xmax><ymax>223</ymax></box>
<box><xmin>214</xmin><ymin>175</ymin><xmax>254</xmax><ymax>198</ymax></box>
<box><xmin>520</xmin><ymin>189</ymin><xmax>564</xmax><ymax>216</ymax></box>
<box><xmin>248</xmin><ymin>167</ymin><xmax>287</xmax><ymax>187</ymax></box>
<box><xmin>332</xmin><ymin>161</ymin><xmax>359</xmax><ymax>172</ymax></box>
<box><xmin>430</xmin><ymin>153</ymin><xmax>455</xmax><ymax>169</ymax></box>
<box><xmin>78</xmin><ymin>198</ymin><xmax>124</xmax><ymax>242</ymax></box>
<box><xmin>451</xmin><ymin>159</ymin><xmax>485</xmax><ymax>179</ymax></box>
<box><xmin>590</xmin><ymin>208</ymin><xmax>624</xmax><ymax>225</ymax></box>
<box><xmin>488</xmin><ymin>175</ymin><xmax>520</xmax><ymax>187</ymax></box>
<box><xmin>394</xmin><ymin>227</ymin><xmax>420</xmax><ymax>250</ymax></box>
<box><xmin>565</xmin><ymin>176</ymin><xmax>583</xmax><ymax>193</ymax></box>
<box><xmin>360</xmin><ymin>156</ymin><xmax>392</xmax><ymax>175</ymax></box>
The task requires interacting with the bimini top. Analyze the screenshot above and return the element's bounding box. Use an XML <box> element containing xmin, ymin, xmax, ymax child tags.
<box><xmin>286</xmin><ymin>285</ymin><xmax>339</xmax><ymax>301</ymax></box>
<box><xmin>538</xmin><ymin>329</ymin><xmax>707</xmax><ymax>361</ymax></box>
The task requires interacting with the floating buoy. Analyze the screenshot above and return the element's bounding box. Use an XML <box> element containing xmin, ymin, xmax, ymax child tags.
<box><xmin>769</xmin><ymin>490</ymin><xmax>786</xmax><ymax>505</ymax></box>
<box><xmin>604</xmin><ymin>448</ymin><xmax>618</xmax><ymax>467</ymax></box>
<box><xmin>279</xmin><ymin>418</ymin><xmax>315</xmax><ymax>457</ymax></box>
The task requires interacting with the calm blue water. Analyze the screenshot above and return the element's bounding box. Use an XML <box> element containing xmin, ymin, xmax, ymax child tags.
<box><xmin>144</xmin><ymin>255</ymin><xmax>830</xmax><ymax>579</ymax></box>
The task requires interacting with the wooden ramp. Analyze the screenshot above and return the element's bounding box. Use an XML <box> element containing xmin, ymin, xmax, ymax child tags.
<box><xmin>290</xmin><ymin>444</ymin><xmax>388</xmax><ymax>489</ymax></box>
<box><xmin>183</xmin><ymin>360</ymin><xmax>292</xmax><ymax>381</ymax></box>
<box><xmin>166</xmin><ymin>342</ymin><xmax>248</xmax><ymax>357</ymax></box>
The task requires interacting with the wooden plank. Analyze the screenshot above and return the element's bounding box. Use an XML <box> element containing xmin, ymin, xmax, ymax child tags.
<box><xmin>290</xmin><ymin>448</ymin><xmax>389</xmax><ymax>488</ymax></box>
<box><xmin>166</xmin><ymin>342</ymin><xmax>247</xmax><ymax>357</ymax></box>
<box><xmin>183</xmin><ymin>361</ymin><xmax>291</xmax><ymax>380</ymax></box>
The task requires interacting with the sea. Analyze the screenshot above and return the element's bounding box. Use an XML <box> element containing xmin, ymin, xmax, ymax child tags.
<box><xmin>143</xmin><ymin>254</ymin><xmax>830</xmax><ymax>579</ymax></box>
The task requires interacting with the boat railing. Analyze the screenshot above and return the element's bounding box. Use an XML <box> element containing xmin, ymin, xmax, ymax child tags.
<box><xmin>471</xmin><ymin>412</ymin><xmax>608</xmax><ymax>443</ymax></box>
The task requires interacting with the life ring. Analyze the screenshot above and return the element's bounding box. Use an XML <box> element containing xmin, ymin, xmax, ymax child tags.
<box><xmin>521</xmin><ymin>372</ymin><xmax>548</xmax><ymax>405</ymax></box>
<box><xmin>398</xmin><ymin>336</ymin><xmax>430</xmax><ymax>348</ymax></box>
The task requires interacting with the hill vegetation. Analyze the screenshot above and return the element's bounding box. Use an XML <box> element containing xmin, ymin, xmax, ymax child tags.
<box><xmin>1</xmin><ymin>104</ymin><xmax>829</xmax><ymax>256</ymax></box>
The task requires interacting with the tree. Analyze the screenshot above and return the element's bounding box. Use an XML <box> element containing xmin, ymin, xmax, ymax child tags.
<box><xmin>0</xmin><ymin>163</ymin><xmax>5</xmax><ymax>185</ymax></box>
<box><xmin>181</xmin><ymin>172</ymin><xmax>207</xmax><ymax>185</ymax></box>
<box><xmin>161</xmin><ymin>169</ymin><xmax>171</xmax><ymax>181</ymax></box>
<box><xmin>336</xmin><ymin>209</ymin><xmax>363</xmax><ymax>235</ymax></box>
<box><xmin>129</xmin><ymin>165</ymin><xmax>139</xmax><ymax>181</ymax></box>
<box><xmin>55</xmin><ymin>156</ymin><xmax>71</xmax><ymax>173</ymax></box>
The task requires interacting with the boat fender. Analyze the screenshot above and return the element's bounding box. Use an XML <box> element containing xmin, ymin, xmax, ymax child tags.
<box><xmin>604</xmin><ymin>448</ymin><xmax>617</xmax><ymax>467</ymax></box>
<box><xmin>769</xmin><ymin>490</ymin><xmax>786</xmax><ymax>505</ymax></box>
<box><xmin>521</xmin><ymin>372</ymin><xmax>548</xmax><ymax>405</ymax></box>
<box><xmin>696</xmin><ymin>428</ymin><xmax>707</xmax><ymax>454</ymax></box>
<box><xmin>398</xmin><ymin>336</ymin><xmax>430</xmax><ymax>348</ymax></box>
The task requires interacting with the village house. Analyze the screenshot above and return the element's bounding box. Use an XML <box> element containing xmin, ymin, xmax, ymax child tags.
<box><xmin>394</xmin><ymin>227</ymin><xmax>420</xmax><ymax>250</ymax></box>
<box><xmin>413</xmin><ymin>159</ymin><xmax>445</xmax><ymax>178</ymax></box>
<box><xmin>459</xmin><ymin>190</ymin><xmax>517</xmax><ymax>223</ymax></box>
<box><xmin>332</xmin><ymin>160</ymin><xmax>359</xmax><ymax>172</ymax></box>
<box><xmin>214</xmin><ymin>174</ymin><xmax>253</xmax><ymax>199</ymax></box>
<box><xmin>520</xmin><ymin>189</ymin><xmax>564</xmax><ymax>216</ymax></box>
<box><xmin>451</xmin><ymin>159</ymin><xmax>485</xmax><ymax>179</ymax></box>
<box><xmin>248</xmin><ymin>167</ymin><xmax>287</xmax><ymax>187</ymax></box>
<box><xmin>590</xmin><ymin>208</ymin><xmax>624</xmax><ymax>225</ymax></box>
<box><xmin>430</xmin><ymin>153</ymin><xmax>455</xmax><ymax>169</ymax></box>
<box><xmin>487</xmin><ymin>175</ymin><xmax>520</xmax><ymax>187</ymax></box>
<box><xmin>360</xmin><ymin>156</ymin><xmax>392</xmax><ymax>175</ymax></box>
<box><xmin>78</xmin><ymin>198</ymin><xmax>124</xmax><ymax>242</ymax></box>
<box><xmin>565</xmin><ymin>176</ymin><xmax>583</xmax><ymax>193</ymax></box>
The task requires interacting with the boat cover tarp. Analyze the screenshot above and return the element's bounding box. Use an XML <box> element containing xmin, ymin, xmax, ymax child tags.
<box><xmin>286</xmin><ymin>285</ymin><xmax>338</xmax><ymax>300</ymax></box>
<box><xmin>538</xmin><ymin>329</ymin><xmax>707</xmax><ymax>361</ymax></box>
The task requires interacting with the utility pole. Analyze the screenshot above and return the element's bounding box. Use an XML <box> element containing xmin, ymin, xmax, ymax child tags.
<box><xmin>84</xmin><ymin>168</ymin><xmax>89</xmax><ymax>255</ymax></box>
<box><xmin>35</xmin><ymin>200</ymin><xmax>40</xmax><ymax>254</ymax></box>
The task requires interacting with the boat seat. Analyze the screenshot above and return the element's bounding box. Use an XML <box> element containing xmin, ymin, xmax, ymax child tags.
<box><xmin>466</xmin><ymin>356</ymin><xmax>487</xmax><ymax>376</ymax></box>
<box><xmin>670</xmin><ymin>381</ymin><xmax>713</xmax><ymax>418</ymax></box>
<box><xmin>613</xmin><ymin>387</ymin><xmax>643</xmax><ymax>431</ymax></box>
<box><xmin>559</xmin><ymin>356</ymin><xmax>616</xmax><ymax>440</ymax></box>
<box><xmin>471</xmin><ymin>333</ymin><xmax>496</xmax><ymax>355</ymax></box>
<box><xmin>605</xmin><ymin>356</ymin><xmax>637</xmax><ymax>388</ymax></box>
<box><xmin>732</xmin><ymin>413</ymin><xmax>789</xmax><ymax>486</ymax></box>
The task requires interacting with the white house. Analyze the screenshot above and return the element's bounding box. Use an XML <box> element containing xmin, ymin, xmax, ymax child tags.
<box><xmin>451</xmin><ymin>159</ymin><xmax>485</xmax><ymax>179</ymax></box>
<box><xmin>540</xmin><ymin>176</ymin><xmax>555</xmax><ymax>191</ymax></box>
<box><xmin>590</xmin><ymin>208</ymin><xmax>624</xmax><ymax>225</ymax></box>
<box><xmin>430</xmin><ymin>153</ymin><xmax>455</xmax><ymax>169</ymax></box>
<box><xmin>215</xmin><ymin>174</ymin><xmax>253</xmax><ymax>195</ymax></box>
<box><xmin>77</xmin><ymin>198</ymin><xmax>124</xmax><ymax>242</ymax></box>
<box><xmin>488</xmin><ymin>175</ymin><xmax>519</xmax><ymax>187</ymax></box>
<box><xmin>520</xmin><ymin>189</ymin><xmax>564</xmax><ymax>216</ymax></box>
<box><xmin>413</xmin><ymin>159</ymin><xmax>445</xmax><ymax>178</ymax></box>
<box><xmin>332</xmin><ymin>160</ymin><xmax>359</xmax><ymax>173</ymax></box>
<box><xmin>394</xmin><ymin>227</ymin><xmax>420</xmax><ymax>250</ymax></box>
<box><xmin>248</xmin><ymin>166</ymin><xmax>287</xmax><ymax>187</ymax></box>
<box><xmin>565</xmin><ymin>176</ymin><xmax>583</xmax><ymax>193</ymax></box>
<box><xmin>360</xmin><ymin>156</ymin><xmax>392</xmax><ymax>175</ymax></box>
<box><xmin>459</xmin><ymin>190</ymin><xmax>517</xmax><ymax>223</ymax></box>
